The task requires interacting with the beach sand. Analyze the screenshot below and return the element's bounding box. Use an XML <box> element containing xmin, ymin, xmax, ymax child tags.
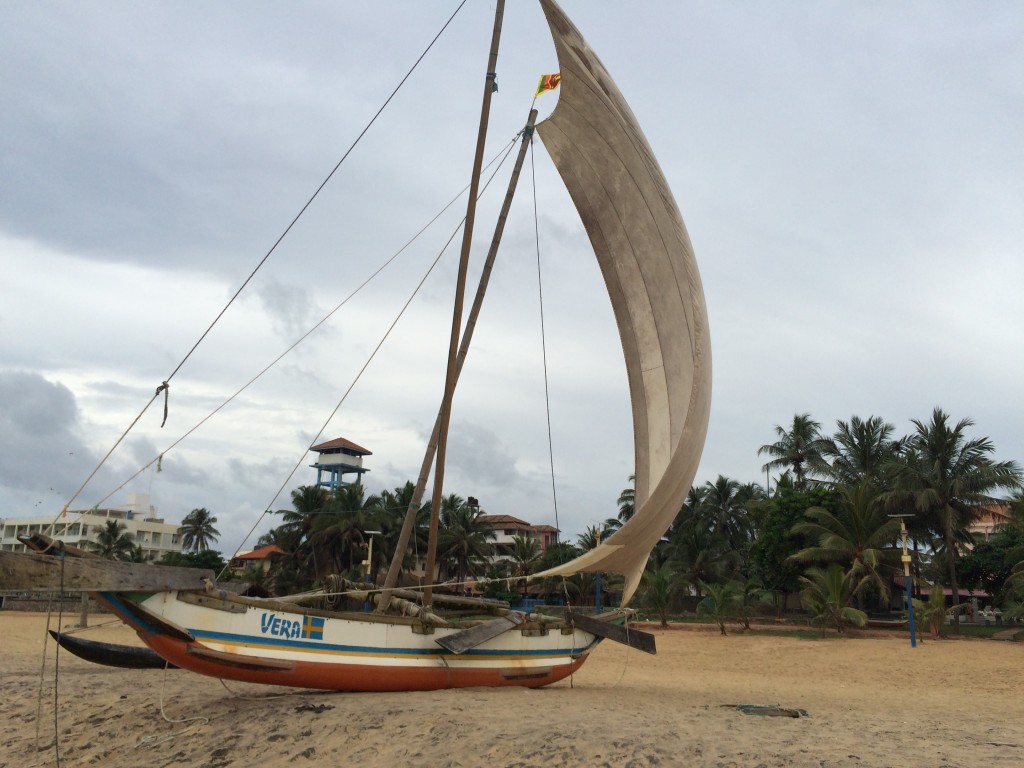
<box><xmin>2</xmin><ymin>611</ymin><xmax>1022</xmax><ymax>768</ymax></box>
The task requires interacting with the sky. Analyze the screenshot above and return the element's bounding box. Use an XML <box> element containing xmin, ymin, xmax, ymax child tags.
<box><xmin>2</xmin><ymin>1</ymin><xmax>1021</xmax><ymax>558</ymax></box>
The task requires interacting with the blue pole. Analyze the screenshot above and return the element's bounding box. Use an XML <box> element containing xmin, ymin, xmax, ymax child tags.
<box><xmin>595</xmin><ymin>572</ymin><xmax>602</xmax><ymax>614</ymax></box>
<box><xmin>905</xmin><ymin>573</ymin><xmax>917</xmax><ymax>648</ymax></box>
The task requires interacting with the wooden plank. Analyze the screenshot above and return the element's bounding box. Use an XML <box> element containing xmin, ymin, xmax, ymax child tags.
<box><xmin>0</xmin><ymin>550</ymin><xmax>213</xmax><ymax>592</ymax></box>
<box><xmin>567</xmin><ymin>611</ymin><xmax>657</xmax><ymax>655</ymax></box>
<box><xmin>186</xmin><ymin>644</ymin><xmax>295</xmax><ymax>672</ymax></box>
<box><xmin>435</xmin><ymin>614</ymin><xmax>524</xmax><ymax>655</ymax></box>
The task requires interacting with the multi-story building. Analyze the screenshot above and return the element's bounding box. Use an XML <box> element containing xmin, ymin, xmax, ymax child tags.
<box><xmin>0</xmin><ymin>493</ymin><xmax>182</xmax><ymax>562</ymax></box>
<box><xmin>480</xmin><ymin>514</ymin><xmax>558</xmax><ymax>561</ymax></box>
<box><xmin>967</xmin><ymin>501</ymin><xmax>1011</xmax><ymax>542</ymax></box>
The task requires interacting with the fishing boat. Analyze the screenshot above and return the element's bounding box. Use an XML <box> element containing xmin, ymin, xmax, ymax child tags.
<box><xmin>5</xmin><ymin>0</ymin><xmax>710</xmax><ymax>692</ymax></box>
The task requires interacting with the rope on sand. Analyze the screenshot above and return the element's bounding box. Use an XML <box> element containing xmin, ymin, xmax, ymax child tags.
<box><xmin>135</xmin><ymin>664</ymin><xmax>210</xmax><ymax>749</ymax></box>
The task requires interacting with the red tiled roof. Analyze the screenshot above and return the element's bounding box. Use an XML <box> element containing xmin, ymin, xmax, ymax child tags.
<box><xmin>233</xmin><ymin>545</ymin><xmax>285</xmax><ymax>561</ymax></box>
<box><xmin>532</xmin><ymin>524</ymin><xmax>559</xmax><ymax>533</ymax></box>
<box><xmin>479</xmin><ymin>514</ymin><xmax>532</xmax><ymax>528</ymax></box>
<box><xmin>311</xmin><ymin>437</ymin><xmax>372</xmax><ymax>455</ymax></box>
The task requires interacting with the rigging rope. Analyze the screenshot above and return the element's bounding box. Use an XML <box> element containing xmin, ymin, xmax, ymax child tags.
<box><xmin>224</xmin><ymin>137</ymin><xmax>522</xmax><ymax>574</ymax></box>
<box><xmin>81</xmin><ymin>136</ymin><xmax>518</xmax><ymax>519</ymax></box>
<box><xmin>50</xmin><ymin>0</ymin><xmax>471</xmax><ymax>528</ymax></box>
<box><xmin>528</xmin><ymin>140</ymin><xmax>562</xmax><ymax>546</ymax></box>
<box><xmin>52</xmin><ymin>549</ymin><xmax>64</xmax><ymax>768</ymax></box>
<box><xmin>164</xmin><ymin>0</ymin><xmax>471</xmax><ymax>388</ymax></box>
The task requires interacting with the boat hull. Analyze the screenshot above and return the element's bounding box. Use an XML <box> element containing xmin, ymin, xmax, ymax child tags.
<box><xmin>96</xmin><ymin>591</ymin><xmax>600</xmax><ymax>692</ymax></box>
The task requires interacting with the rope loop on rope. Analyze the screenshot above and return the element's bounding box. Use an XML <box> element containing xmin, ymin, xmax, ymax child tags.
<box><xmin>155</xmin><ymin>381</ymin><xmax>170</xmax><ymax>427</ymax></box>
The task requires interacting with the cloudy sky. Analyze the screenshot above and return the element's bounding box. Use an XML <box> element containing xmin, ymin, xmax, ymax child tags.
<box><xmin>2</xmin><ymin>1</ymin><xmax>1021</xmax><ymax>557</ymax></box>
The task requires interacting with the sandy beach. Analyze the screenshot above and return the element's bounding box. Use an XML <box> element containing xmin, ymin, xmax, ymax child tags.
<box><xmin>2</xmin><ymin>611</ymin><xmax>1022</xmax><ymax>768</ymax></box>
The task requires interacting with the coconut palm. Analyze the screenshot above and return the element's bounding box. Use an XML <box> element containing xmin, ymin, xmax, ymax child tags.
<box><xmin>889</xmin><ymin>408</ymin><xmax>1023</xmax><ymax>629</ymax></box>
<box><xmin>437</xmin><ymin>498</ymin><xmax>495</xmax><ymax>588</ymax></box>
<box><xmin>89</xmin><ymin>519</ymin><xmax>135</xmax><ymax>560</ymax></box>
<box><xmin>790</xmin><ymin>480</ymin><xmax>902</xmax><ymax>603</ymax></box>
<box><xmin>697</xmin><ymin>580</ymin><xmax>741</xmax><ymax>635</ymax></box>
<box><xmin>735</xmin><ymin>577</ymin><xmax>765</xmax><ymax>630</ymax></box>
<box><xmin>179</xmin><ymin>507</ymin><xmax>220</xmax><ymax>552</ymax></box>
<box><xmin>702</xmin><ymin>475</ymin><xmax>754</xmax><ymax>553</ymax></box>
<box><xmin>913</xmin><ymin>582</ymin><xmax>969</xmax><ymax>638</ymax></box>
<box><xmin>278</xmin><ymin>485</ymin><xmax>331</xmax><ymax>543</ymax></box>
<box><xmin>510</xmin><ymin>535</ymin><xmax>540</xmax><ymax>577</ymax></box>
<box><xmin>758</xmin><ymin>413</ymin><xmax>824</xmax><ymax>489</ymax></box>
<box><xmin>616</xmin><ymin>475</ymin><xmax>636</xmax><ymax>524</ymax></box>
<box><xmin>668</xmin><ymin>521</ymin><xmax>730</xmax><ymax>597</ymax></box>
<box><xmin>308</xmin><ymin>483</ymin><xmax>373</xmax><ymax>577</ymax></box>
<box><xmin>370</xmin><ymin>482</ymin><xmax>428</xmax><ymax>580</ymax></box>
<box><xmin>576</xmin><ymin>524</ymin><xmax>604</xmax><ymax>551</ymax></box>
<box><xmin>799</xmin><ymin>564</ymin><xmax>869</xmax><ymax>635</ymax></box>
<box><xmin>816</xmin><ymin>415</ymin><xmax>901</xmax><ymax>486</ymax></box>
<box><xmin>640</xmin><ymin>564</ymin><xmax>684</xmax><ymax>627</ymax></box>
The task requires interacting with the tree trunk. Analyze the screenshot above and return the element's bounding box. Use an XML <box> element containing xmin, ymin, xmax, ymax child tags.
<box><xmin>946</xmin><ymin>525</ymin><xmax>961</xmax><ymax>633</ymax></box>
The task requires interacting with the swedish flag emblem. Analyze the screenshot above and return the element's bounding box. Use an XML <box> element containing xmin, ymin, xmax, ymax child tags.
<box><xmin>302</xmin><ymin>615</ymin><xmax>325</xmax><ymax>640</ymax></box>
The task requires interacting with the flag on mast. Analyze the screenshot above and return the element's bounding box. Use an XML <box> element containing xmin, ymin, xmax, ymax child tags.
<box><xmin>535</xmin><ymin>73</ymin><xmax>561</xmax><ymax>96</ymax></box>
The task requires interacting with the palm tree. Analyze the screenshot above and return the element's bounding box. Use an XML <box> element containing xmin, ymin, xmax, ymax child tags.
<box><xmin>89</xmin><ymin>519</ymin><xmax>135</xmax><ymax>560</ymax></box>
<box><xmin>370</xmin><ymin>482</ymin><xmax>428</xmax><ymax>581</ymax></box>
<box><xmin>816</xmin><ymin>415</ymin><xmax>901</xmax><ymax>486</ymax></box>
<box><xmin>799</xmin><ymin>564</ymin><xmax>869</xmax><ymax>635</ymax></box>
<box><xmin>697</xmin><ymin>580</ymin><xmax>741</xmax><ymax>635</ymax></box>
<box><xmin>702</xmin><ymin>475</ymin><xmax>754</xmax><ymax>553</ymax></box>
<box><xmin>308</xmin><ymin>483</ymin><xmax>372</xmax><ymax>577</ymax></box>
<box><xmin>278</xmin><ymin>485</ymin><xmax>331</xmax><ymax>543</ymax></box>
<box><xmin>758</xmin><ymin>413</ymin><xmax>824</xmax><ymax>489</ymax></box>
<box><xmin>735</xmin><ymin>577</ymin><xmax>765</xmax><ymax>630</ymax></box>
<box><xmin>640</xmin><ymin>564</ymin><xmax>683</xmax><ymax>627</ymax></box>
<box><xmin>576</xmin><ymin>525</ymin><xmax>604</xmax><ymax>552</ymax></box>
<box><xmin>913</xmin><ymin>582</ymin><xmax>970</xmax><ymax>638</ymax></box>
<box><xmin>437</xmin><ymin>498</ymin><xmax>495</xmax><ymax>588</ymax></box>
<box><xmin>889</xmin><ymin>408</ymin><xmax>1023</xmax><ymax>629</ymax></box>
<box><xmin>617</xmin><ymin>475</ymin><xmax>636</xmax><ymax>524</ymax></box>
<box><xmin>668</xmin><ymin>520</ymin><xmax>729</xmax><ymax>597</ymax></box>
<box><xmin>510</xmin><ymin>535</ymin><xmax>540</xmax><ymax>580</ymax></box>
<box><xmin>790</xmin><ymin>480</ymin><xmax>902</xmax><ymax>604</ymax></box>
<box><xmin>179</xmin><ymin>507</ymin><xmax>220</xmax><ymax>552</ymax></box>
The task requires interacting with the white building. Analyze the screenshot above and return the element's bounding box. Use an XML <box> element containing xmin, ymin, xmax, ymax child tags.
<box><xmin>0</xmin><ymin>493</ymin><xmax>183</xmax><ymax>561</ymax></box>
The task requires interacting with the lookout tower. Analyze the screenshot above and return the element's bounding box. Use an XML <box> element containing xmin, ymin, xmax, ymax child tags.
<box><xmin>310</xmin><ymin>438</ymin><xmax>371</xmax><ymax>490</ymax></box>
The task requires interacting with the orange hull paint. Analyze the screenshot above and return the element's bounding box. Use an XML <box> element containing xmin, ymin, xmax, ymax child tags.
<box><xmin>142</xmin><ymin>633</ymin><xmax>589</xmax><ymax>691</ymax></box>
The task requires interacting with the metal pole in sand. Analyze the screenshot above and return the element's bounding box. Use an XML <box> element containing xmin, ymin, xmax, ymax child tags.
<box><xmin>890</xmin><ymin>514</ymin><xmax>917</xmax><ymax>648</ymax></box>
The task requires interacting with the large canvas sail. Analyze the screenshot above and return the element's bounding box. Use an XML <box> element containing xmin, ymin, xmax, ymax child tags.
<box><xmin>534</xmin><ymin>0</ymin><xmax>712</xmax><ymax>604</ymax></box>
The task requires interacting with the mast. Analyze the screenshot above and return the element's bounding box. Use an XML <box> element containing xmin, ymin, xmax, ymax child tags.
<box><xmin>378</xmin><ymin>108</ymin><xmax>538</xmax><ymax>612</ymax></box>
<box><xmin>421</xmin><ymin>0</ymin><xmax>505</xmax><ymax>610</ymax></box>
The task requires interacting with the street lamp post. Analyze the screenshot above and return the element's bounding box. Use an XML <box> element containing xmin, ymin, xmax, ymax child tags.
<box><xmin>889</xmin><ymin>514</ymin><xmax>917</xmax><ymax>648</ymax></box>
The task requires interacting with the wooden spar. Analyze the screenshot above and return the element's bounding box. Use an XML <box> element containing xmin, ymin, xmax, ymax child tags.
<box><xmin>20</xmin><ymin>532</ymin><xmax>97</xmax><ymax>559</ymax></box>
<box><xmin>372</xmin><ymin>596</ymin><xmax>446</xmax><ymax>625</ymax></box>
<box><xmin>566</xmin><ymin>611</ymin><xmax>657</xmax><ymax>655</ymax></box>
<box><xmin>435</xmin><ymin>613</ymin><xmax>525</xmax><ymax>655</ymax></box>
<box><xmin>0</xmin><ymin>549</ymin><xmax>212</xmax><ymax>592</ymax></box>
<box><xmin>379</xmin><ymin>109</ymin><xmax>539</xmax><ymax>614</ymax></box>
<box><xmin>423</xmin><ymin>0</ymin><xmax>506</xmax><ymax>610</ymax></box>
<box><xmin>384</xmin><ymin>587</ymin><xmax>509</xmax><ymax>611</ymax></box>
